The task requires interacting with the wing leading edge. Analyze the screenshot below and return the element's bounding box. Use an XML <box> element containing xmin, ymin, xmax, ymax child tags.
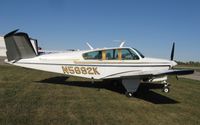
<box><xmin>153</xmin><ymin>69</ymin><xmax>194</xmax><ymax>76</ymax></box>
<box><xmin>104</xmin><ymin>69</ymin><xmax>194</xmax><ymax>79</ymax></box>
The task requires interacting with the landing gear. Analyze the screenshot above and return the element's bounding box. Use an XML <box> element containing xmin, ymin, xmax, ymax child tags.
<box><xmin>163</xmin><ymin>86</ymin><xmax>170</xmax><ymax>93</ymax></box>
<box><xmin>122</xmin><ymin>78</ymin><xmax>140</xmax><ymax>97</ymax></box>
<box><xmin>162</xmin><ymin>81</ymin><xmax>170</xmax><ymax>93</ymax></box>
<box><xmin>125</xmin><ymin>92</ymin><xmax>134</xmax><ymax>97</ymax></box>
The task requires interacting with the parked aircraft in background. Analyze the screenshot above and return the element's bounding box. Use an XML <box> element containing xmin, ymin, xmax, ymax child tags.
<box><xmin>3</xmin><ymin>30</ymin><xmax>194</xmax><ymax>97</ymax></box>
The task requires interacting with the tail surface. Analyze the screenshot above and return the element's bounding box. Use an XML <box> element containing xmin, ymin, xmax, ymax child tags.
<box><xmin>4</xmin><ymin>29</ymin><xmax>38</xmax><ymax>62</ymax></box>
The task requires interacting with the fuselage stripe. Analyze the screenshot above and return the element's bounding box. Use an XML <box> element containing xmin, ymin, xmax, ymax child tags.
<box><xmin>16</xmin><ymin>62</ymin><xmax>171</xmax><ymax>68</ymax></box>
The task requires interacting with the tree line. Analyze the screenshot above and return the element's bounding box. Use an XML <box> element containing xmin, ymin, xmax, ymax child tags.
<box><xmin>176</xmin><ymin>61</ymin><xmax>200</xmax><ymax>66</ymax></box>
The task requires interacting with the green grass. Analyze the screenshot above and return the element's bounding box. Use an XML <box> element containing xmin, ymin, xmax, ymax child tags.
<box><xmin>0</xmin><ymin>65</ymin><xmax>200</xmax><ymax>125</ymax></box>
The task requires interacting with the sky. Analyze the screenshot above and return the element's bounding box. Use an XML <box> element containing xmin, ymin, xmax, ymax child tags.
<box><xmin>0</xmin><ymin>0</ymin><xmax>199</xmax><ymax>61</ymax></box>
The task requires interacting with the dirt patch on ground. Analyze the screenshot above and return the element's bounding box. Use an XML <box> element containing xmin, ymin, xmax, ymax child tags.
<box><xmin>179</xmin><ymin>71</ymin><xmax>200</xmax><ymax>81</ymax></box>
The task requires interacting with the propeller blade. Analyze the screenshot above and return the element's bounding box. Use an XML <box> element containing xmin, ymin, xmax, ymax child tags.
<box><xmin>176</xmin><ymin>75</ymin><xmax>179</xmax><ymax>80</ymax></box>
<box><xmin>170</xmin><ymin>42</ymin><xmax>175</xmax><ymax>60</ymax></box>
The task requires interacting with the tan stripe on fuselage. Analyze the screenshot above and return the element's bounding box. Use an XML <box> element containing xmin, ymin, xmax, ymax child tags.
<box><xmin>74</xmin><ymin>61</ymin><xmax>170</xmax><ymax>65</ymax></box>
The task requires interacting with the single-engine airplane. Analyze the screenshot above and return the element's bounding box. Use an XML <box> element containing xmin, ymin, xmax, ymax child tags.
<box><xmin>3</xmin><ymin>30</ymin><xmax>194</xmax><ymax>97</ymax></box>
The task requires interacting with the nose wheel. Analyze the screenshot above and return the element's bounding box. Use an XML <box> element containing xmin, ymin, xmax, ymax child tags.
<box><xmin>163</xmin><ymin>86</ymin><xmax>170</xmax><ymax>93</ymax></box>
<box><xmin>162</xmin><ymin>81</ymin><xmax>170</xmax><ymax>93</ymax></box>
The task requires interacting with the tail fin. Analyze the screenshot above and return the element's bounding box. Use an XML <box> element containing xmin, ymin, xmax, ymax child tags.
<box><xmin>4</xmin><ymin>29</ymin><xmax>38</xmax><ymax>62</ymax></box>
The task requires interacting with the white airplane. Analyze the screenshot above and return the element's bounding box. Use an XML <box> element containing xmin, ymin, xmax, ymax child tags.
<box><xmin>3</xmin><ymin>30</ymin><xmax>194</xmax><ymax>97</ymax></box>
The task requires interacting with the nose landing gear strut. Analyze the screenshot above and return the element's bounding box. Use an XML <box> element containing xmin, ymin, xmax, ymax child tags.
<box><xmin>162</xmin><ymin>81</ymin><xmax>170</xmax><ymax>93</ymax></box>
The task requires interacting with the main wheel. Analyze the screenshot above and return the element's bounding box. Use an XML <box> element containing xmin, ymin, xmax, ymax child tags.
<box><xmin>125</xmin><ymin>92</ymin><xmax>133</xmax><ymax>97</ymax></box>
<box><xmin>163</xmin><ymin>87</ymin><xmax>170</xmax><ymax>93</ymax></box>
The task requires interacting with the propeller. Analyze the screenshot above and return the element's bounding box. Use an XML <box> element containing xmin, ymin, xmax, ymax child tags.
<box><xmin>176</xmin><ymin>75</ymin><xmax>179</xmax><ymax>80</ymax></box>
<box><xmin>170</xmin><ymin>42</ymin><xmax>175</xmax><ymax>60</ymax></box>
<box><xmin>170</xmin><ymin>42</ymin><xmax>179</xmax><ymax>80</ymax></box>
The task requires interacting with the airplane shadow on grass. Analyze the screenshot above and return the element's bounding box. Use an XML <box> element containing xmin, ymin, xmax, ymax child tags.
<box><xmin>38</xmin><ymin>76</ymin><xmax>179</xmax><ymax>104</ymax></box>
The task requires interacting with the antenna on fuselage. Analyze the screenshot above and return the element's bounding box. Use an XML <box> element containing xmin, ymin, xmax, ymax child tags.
<box><xmin>86</xmin><ymin>42</ymin><xmax>94</xmax><ymax>50</ymax></box>
<box><xmin>119</xmin><ymin>41</ymin><xmax>125</xmax><ymax>47</ymax></box>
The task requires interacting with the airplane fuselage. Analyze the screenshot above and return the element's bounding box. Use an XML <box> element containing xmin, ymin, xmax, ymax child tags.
<box><xmin>8</xmin><ymin>47</ymin><xmax>176</xmax><ymax>80</ymax></box>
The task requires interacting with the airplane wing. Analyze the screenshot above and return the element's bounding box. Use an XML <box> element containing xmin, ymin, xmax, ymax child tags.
<box><xmin>104</xmin><ymin>69</ymin><xmax>194</xmax><ymax>79</ymax></box>
<box><xmin>152</xmin><ymin>69</ymin><xmax>194</xmax><ymax>76</ymax></box>
<box><xmin>103</xmin><ymin>68</ymin><xmax>194</xmax><ymax>95</ymax></box>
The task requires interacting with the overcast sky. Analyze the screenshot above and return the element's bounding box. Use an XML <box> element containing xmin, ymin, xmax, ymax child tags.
<box><xmin>0</xmin><ymin>0</ymin><xmax>199</xmax><ymax>61</ymax></box>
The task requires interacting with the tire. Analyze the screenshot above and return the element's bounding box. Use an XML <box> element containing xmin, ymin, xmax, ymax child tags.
<box><xmin>163</xmin><ymin>87</ymin><xmax>170</xmax><ymax>93</ymax></box>
<box><xmin>125</xmin><ymin>92</ymin><xmax>133</xmax><ymax>97</ymax></box>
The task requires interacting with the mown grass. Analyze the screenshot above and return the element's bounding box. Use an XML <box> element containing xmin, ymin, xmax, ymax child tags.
<box><xmin>0</xmin><ymin>65</ymin><xmax>200</xmax><ymax>125</ymax></box>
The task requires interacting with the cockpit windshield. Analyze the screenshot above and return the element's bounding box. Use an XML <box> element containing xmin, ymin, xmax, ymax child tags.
<box><xmin>132</xmin><ymin>48</ymin><xmax>145</xmax><ymax>58</ymax></box>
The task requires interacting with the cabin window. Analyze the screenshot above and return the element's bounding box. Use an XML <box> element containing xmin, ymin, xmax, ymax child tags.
<box><xmin>121</xmin><ymin>49</ymin><xmax>139</xmax><ymax>60</ymax></box>
<box><xmin>83</xmin><ymin>51</ymin><xmax>102</xmax><ymax>60</ymax></box>
<box><xmin>83</xmin><ymin>49</ymin><xmax>139</xmax><ymax>60</ymax></box>
<box><xmin>105</xmin><ymin>49</ymin><xmax>118</xmax><ymax>60</ymax></box>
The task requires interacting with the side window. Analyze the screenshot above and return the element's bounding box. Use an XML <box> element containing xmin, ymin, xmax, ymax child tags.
<box><xmin>83</xmin><ymin>51</ymin><xmax>102</xmax><ymax>60</ymax></box>
<box><xmin>121</xmin><ymin>49</ymin><xmax>139</xmax><ymax>60</ymax></box>
<box><xmin>114</xmin><ymin>49</ymin><xmax>119</xmax><ymax>59</ymax></box>
<box><xmin>105</xmin><ymin>49</ymin><xmax>118</xmax><ymax>60</ymax></box>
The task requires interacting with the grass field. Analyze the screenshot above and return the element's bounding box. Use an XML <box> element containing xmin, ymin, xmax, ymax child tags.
<box><xmin>0</xmin><ymin>65</ymin><xmax>200</xmax><ymax>125</ymax></box>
